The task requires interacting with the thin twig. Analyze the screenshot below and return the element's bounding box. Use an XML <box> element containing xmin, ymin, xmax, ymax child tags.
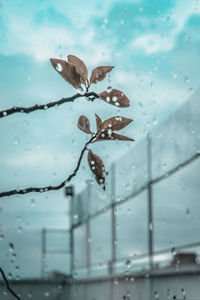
<box><xmin>0</xmin><ymin>135</ymin><xmax>96</xmax><ymax>198</ymax></box>
<box><xmin>0</xmin><ymin>268</ymin><xmax>20</xmax><ymax>300</ymax></box>
<box><xmin>0</xmin><ymin>92</ymin><xmax>99</xmax><ymax>118</ymax></box>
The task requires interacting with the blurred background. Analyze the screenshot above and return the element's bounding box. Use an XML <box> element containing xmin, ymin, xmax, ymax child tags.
<box><xmin>0</xmin><ymin>0</ymin><xmax>200</xmax><ymax>299</ymax></box>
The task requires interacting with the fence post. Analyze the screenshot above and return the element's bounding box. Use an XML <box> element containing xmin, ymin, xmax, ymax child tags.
<box><xmin>111</xmin><ymin>163</ymin><xmax>116</xmax><ymax>274</ymax></box>
<box><xmin>66</xmin><ymin>186</ymin><xmax>75</xmax><ymax>277</ymax></box>
<box><xmin>147</xmin><ymin>132</ymin><xmax>153</xmax><ymax>269</ymax></box>
<box><xmin>41</xmin><ymin>228</ymin><xmax>46</xmax><ymax>278</ymax></box>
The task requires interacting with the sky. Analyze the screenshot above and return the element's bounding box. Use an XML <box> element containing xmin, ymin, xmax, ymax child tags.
<box><xmin>0</xmin><ymin>0</ymin><xmax>200</xmax><ymax>279</ymax></box>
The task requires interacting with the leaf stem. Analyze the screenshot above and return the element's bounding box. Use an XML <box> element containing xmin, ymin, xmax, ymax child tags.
<box><xmin>0</xmin><ymin>92</ymin><xmax>99</xmax><ymax>119</ymax></box>
<box><xmin>0</xmin><ymin>135</ymin><xmax>96</xmax><ymax>198</ymax></box>
<box><xmin>0</xmin><ymin>268</ymin><xmax>20</xmax><ymax>300</ymax></box>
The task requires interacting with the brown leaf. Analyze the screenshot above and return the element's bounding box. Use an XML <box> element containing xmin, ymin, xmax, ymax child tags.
<box><xmin>95</xmin><ymin>114</ymin><xmax>102</xmax><ymax>131</ymax></box>
<box><xmin>97</xmin><ymin>116</ymin><xmax>133</xmax><ymax>135</ymax></box>
<box><xmin>90</xmin><ymin>66</ymin><xmax>114</xmax><ymax>85</ymax></box>
<box><xmin>99</xmin><ymin>89</ymin><xmax>130</xmax><ymax>107</ymax></box>
<box><xmin>96</xmin><ymin>132</ymin><xmax>135</xmax><ymax>142</ymax></box>
<box><xmin>88</xmin><ymin>150</ymin><xmax>105</xmax><ymax>190</ymax></box>
<box><xmin>77</xmin><ymin>115</ymin><xmax>92</xmax><ymax>134</ymax></box>
<box><xmin>67</xmin><ymin>54</ymin><xmax>88</xmax><ymax>86</ymax></box>
<box><xmin>50</xmin><ymin>58</ymin><xmax>81</xmax><ymax>89</ymax></box>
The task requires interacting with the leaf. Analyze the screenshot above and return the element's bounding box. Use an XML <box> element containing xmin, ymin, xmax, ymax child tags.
<box><xmin>88</xmin><ymin>150</ymin><xmax>105</xmax><ymax>190</ymax></box>
<box><xmin>96</xmin><ymin>132</ymin><xmax>135</xmax><ymax>142</ymax></box>
<box><xmin>95</xmin><ymin>113</ymin><xmax>102</xmax><ymax>131</ymax></box>
<box><xmin>67</xmin><ymin>54</ymin><xmax>88</xmax><ymax>86</ymax></box>
<box><xmin>97</xmin><ymin>116</ymin><xmax>133</xmax><ymax>135</ymax></box>
<box><xmin>50</xmin><ymin>58</ymin><xmax>81</xmax><ymax>89</ymax></box>
<box><xmin>90</xmin><ymin>66</ymin><xmax>114</xmax><ymax>85</ymax></box>
<box><xmin>99</xmin><ymin>89</ymin><xmax>130</xmax><ymax>107</ymax></box>
<box><xmin>77</xmin><ymin>115</ymin><xmax>92</xmax><ymax>134</ymax></box>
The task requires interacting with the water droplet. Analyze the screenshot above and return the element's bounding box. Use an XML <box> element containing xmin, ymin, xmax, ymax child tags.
<box><xmin>13</xmin><ymin>138</ymin><xmax>20</xmax><ymax>145</ymax></box>
<box><xmin>31</xmin><ymin>199</ymin><xmax>36</xmax><ymax>207</ymax></box>
<box><xmin>44</xmin><ymin>291</ymin><xmax>50</xmax><ymax>297</ymax></box>
<box><xmin>17</xmin><ymin>226</ymin><xmax>22</xmax><ymax>233</ymax></box>
<box><xmin>112</xmin><ymin>96</ymin><xmax>118</xmax><ymax>102</ymax></box>
<box><xmin>28</xmin><ymin>292</ymin><xmax>33</xmax><ymax>298</ymax></box>
<box><xmin>149</xmin><ymin>222</ymin><xmax>153</xmax><ymax>231</ymax></box>
<box><xmin>73</xmin><ymin>272</ymin><xmax>77</xmax><ymax>278</ymax></box>
<box><xmin>55</xmin><ymin>63</ymin><xmax>62</xmax><ymax>72</ymax></box>
<box><xmin>15</xmin><ymin>265</ymin><xmax>20</xmax><ymax>271</ymax></box>
<box><xmin>17</xmin><ymin>216</ymin><xmax>21</xmax><ymax>222</ymax></box>
<box><xmin>0</xmin><ymin>234</ymin><xmax>4</xmax><ymax>241</ymax></box>
<box><xmin>107</xmin><ymin>129</ymin><xmax>112</xmax><ymax>136</ymax></box>
<box><xmin>78</xmin><ymin>85</ymin><xmax>86</xmax><ymax>95</ymax></box>
<box><xmin>153</xmin><ymin>65</ymin><xmax>158</xmax><ymax>71</ymax></box>
<box><xmin>171</xmin><ymin>247</ymin><xmax>176</xmax><ymax>255</ymax></box>
<box><xmin>153</xmin><ymin>118</ymin><xmax>157</xmax><ymax>125</ymax></box>
<box><xmin>181</xmin><ymin>288</ymin><xmax>186</xmax><ymax>298</ymax></box>
<box><xmin>127</xmin><ymin>208</ymin><xmax>131</xmax><ymax>214</ymax></box>
<box><xmin>184</xmin><ymin>76</ymin><xmax>189</xmax><ymax>83</ymax></box>
<box><xmin>9</xmin><ymin>243</ymin><xmax>14</xmax><ymax>251</ymax></box>
<box><xmin>107</xmin><ymin>86</ymin><xmax>112</xmax><ymax>92</ymax></box>
<box><xmin>126</xmin><ymin>260</ymin><xmax>131</xmax><ymax>268</ymax></box>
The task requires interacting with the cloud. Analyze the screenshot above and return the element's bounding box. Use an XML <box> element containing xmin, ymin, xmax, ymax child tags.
<box><xmin>132</xmin><ymin>0</ymin><xmax>200</xmax><ymax>54</ymax></box>
<box><xmin>0</xmin><ymin>16</ymin><xmax>74</xmax><ymax>61</ymax></box>
<box><xmin>133</xmin><ymin>33</ymin><xmax>174</xmax><ymax>54</ymax></box>
<box><xmin>0</xmin><ymin>4</ymin><xmax>113</xmax><ymax>63</ymax></box>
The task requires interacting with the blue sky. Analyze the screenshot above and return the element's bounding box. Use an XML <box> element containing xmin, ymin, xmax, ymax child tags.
<box><xmin>0</xmin><ymin>0</ymin><xmax>200</xmax><ymax>278</ymax></box>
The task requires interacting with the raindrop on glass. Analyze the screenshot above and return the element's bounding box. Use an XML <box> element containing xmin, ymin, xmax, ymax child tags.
<box><xmin>31</xmin><ymin>199</ymin><xmax>36</xmax><ymax>207</ymax></box>
<box><xmin>15</xmin><ymin>265</ymin><xmax>20</xmax><ymax>271</ymax></box>
<box><xmin>55</xmin><ymin>63</ymin><xmax>62</xmax><ymax>72</ymax></box>
<box><xmin>171</xmin><ymin>247</ymin><xmax>176</xmax><ymax>256</ymax></box>
<box><xmin>17</xmin><ymin>226</ymin><xmax>23</xmax><ymax>233</ymax></box>
<box><xmin>9</xmin><ymin>243</ymin><xmax>14</xmax><ymax>251</ymax></box>
<box><xmin>13</xmin><ymin>138</ymin><xmax>20</xmax><ymax>145</ymax></box>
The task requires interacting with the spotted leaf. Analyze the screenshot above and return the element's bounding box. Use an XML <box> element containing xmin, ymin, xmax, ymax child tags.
<box><xmin>87</xmin><ymin>150</ymin><xmax>105</xmax><ymax>190</ymax></box>
<box><xmin>99</xmin><ymin>89</ymin><xmax>130</xmax><ymax>107</ymax></box>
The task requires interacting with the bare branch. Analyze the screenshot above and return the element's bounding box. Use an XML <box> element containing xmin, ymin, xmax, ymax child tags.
<box><xmin>0</xmin><ymin>92</ymin><xmax>99</xmax><ymax>119</ymax></box>
<box><xmin>0</xmin><ymin>136</ymin><xmax>96</xmax><ymax>198</ymax></box>
<box><xmin>0</xmin><ymin>268</ymin><xmax>20</xmax><ymax>300</ymax></box>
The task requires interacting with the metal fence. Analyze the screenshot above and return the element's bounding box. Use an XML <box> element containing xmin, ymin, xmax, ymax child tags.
<box><xmin>69</xmin><ymin>89</ymin><xmax>200</xmax><ymax>279</ymax></box>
